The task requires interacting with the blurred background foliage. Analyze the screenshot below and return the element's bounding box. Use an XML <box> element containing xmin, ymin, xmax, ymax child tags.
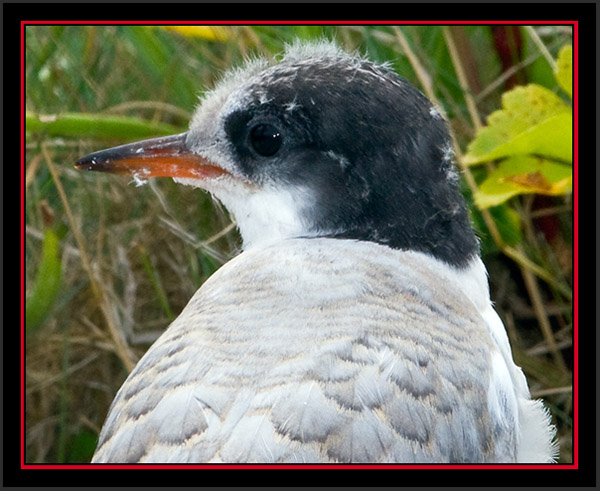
<box><xmin>24</xmin><ymin>24</ymin><xmax>573</xmax><ymax>463</ymax></box>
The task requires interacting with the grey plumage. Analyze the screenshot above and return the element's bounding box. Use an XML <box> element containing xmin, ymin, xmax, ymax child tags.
<box><xmin>94</xmin><ymin>239</ymin><xmax>524</xmax><ymax>463</ymax></box>
<box><xmin>77</xmin><ymin>41</ymin><xmax>557</xmax><ymax>464</ymax></box>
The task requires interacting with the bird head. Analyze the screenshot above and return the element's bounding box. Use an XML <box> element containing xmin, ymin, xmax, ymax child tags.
<box><xmin>76</xmin><ymin>40</ymin><xmax>478</xmax><ymax>267</ymax></box>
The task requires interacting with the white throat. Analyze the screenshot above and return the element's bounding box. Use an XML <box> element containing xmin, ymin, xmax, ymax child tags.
<box><xmin>174</xmin><ymin>175</ymin><xmax>316</xmax><ymax>249</ymax></box>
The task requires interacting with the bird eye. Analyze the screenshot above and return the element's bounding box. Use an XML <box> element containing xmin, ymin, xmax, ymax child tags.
<box><xmin>249</xmin><ymin>124</ymin><xmax>282</xmax><ymax>157</ymax></box>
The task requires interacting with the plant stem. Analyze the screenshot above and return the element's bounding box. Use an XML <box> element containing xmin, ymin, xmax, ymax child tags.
<box><xmin>43</xmin><ymin>144</ymin><xmax>136</xmax><ymax>372</ymax></box>
<box><xmin>524</xmin><ymin>26</ymin><xmax>558</xmax><ymax>71</ymax></box>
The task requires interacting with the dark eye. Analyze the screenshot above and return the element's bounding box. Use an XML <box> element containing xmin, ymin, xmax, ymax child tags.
<box><xmin>249</xmin><ymin>124</ymin><xmax>282</xmax><ymax>157</ymax></box>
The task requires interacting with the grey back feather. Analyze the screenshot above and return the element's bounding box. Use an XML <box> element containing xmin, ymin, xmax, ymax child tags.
<box><xmin>93</xmin><ymin>238</ymin><xmax>517</xmax><ymax>463</ymax></box>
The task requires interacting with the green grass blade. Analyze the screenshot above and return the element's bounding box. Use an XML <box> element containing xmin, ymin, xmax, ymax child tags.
<box><xmin>138</xmin><ymin>245</ymin><xmax>176</xmax><ymax>322</ymax></box>
<box><xmin>25</xmin><ymin>229</ymin><xmax>63</xmax><ymax>334</ymax></box>
<box><xmin>26</xmin><ymin>112</ymin><xmax>184</xmax><ymax>141</ymax></box>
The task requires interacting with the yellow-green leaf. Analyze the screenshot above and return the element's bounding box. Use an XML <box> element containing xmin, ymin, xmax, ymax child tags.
<box><xmin>555</xmin><ymin>45</ymin><xmax>572</xmax><ymax>98</ymax></box>
<box><xmin>160</xmin><ymin>26</ymin><xmax>230</xmax><ymax>42</ymax></box>
<box><xmin>464</xmin><ymin>85</ymin><xmax>572</xmax><ymax>166</ymax></box>
<box><xmin>474</xmin><ymin>156</ymin><xmax>572</xmax><ymax>208</ymax></box>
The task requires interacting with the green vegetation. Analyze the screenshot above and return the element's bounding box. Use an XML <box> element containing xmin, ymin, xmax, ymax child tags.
<box><xmin>465</xmin><ymin>45</ymin><xmax>572</xmax><ymax>209</ymax></box>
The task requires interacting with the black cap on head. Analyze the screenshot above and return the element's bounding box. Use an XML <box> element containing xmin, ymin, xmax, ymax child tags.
<box><xmin>221</xmin><ymin>54</ymin><xmax>478</xmax><ymax>267</ymax></box>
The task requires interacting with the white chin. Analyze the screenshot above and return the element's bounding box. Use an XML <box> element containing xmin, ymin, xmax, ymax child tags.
<box><xmin>173</xmin><ymin>175</ymin><xmax>224</xmax><ymax>189</ymax></box>
<box><xmin>175</xmin><ymin>175</ymin><xmax>315</xmax><ymax>249</ymax></box>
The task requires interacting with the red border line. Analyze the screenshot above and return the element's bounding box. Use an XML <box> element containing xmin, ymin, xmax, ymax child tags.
<box><xmin>571</xmin><ymin>20</ymin><xmax>578</xmax><ymax>470</ymax></box>
<box><xmin>21</xmin><ymin>20</ymin><xmax>577</xmax><ymax>471</ymax></box>
<box><xmin>23</xmin><ymin>463</ymin><xmax>574</xmax><ymax>470</ymax></box>
<box><xmin>21</xmin><ymin>20</ymin><xmax>576</xmax><ymax>25</ymax></box>
<box><xmin>21</xmin><ymin>20</ymin><xmax>27</xmax><ymax>470</ymax></box>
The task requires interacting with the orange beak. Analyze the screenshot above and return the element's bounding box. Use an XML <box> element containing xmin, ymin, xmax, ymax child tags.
<box><xmin>75</xmin><ymin>132</ymin><xmax>228</xmax><ymax>180</ymax></box>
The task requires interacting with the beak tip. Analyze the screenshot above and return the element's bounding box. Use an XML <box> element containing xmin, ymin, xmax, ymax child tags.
<box><xmin>74</xmin><ymin>158</ymin><xmax>88</xmax><ymax>170</ymax></box>
<box><xmin>74</xmin><ymin>154</ymin><xmax>111</xmax><ymax>172</ymax></box>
